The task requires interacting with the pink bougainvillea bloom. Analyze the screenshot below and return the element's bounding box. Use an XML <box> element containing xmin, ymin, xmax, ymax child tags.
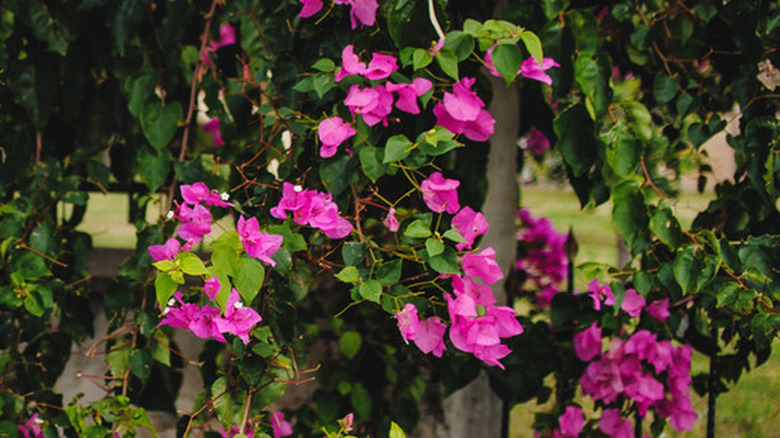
<box><xmin>318</xmin><ymin>116</ymin><xmax>356</xmax><ymax>157</ymax></box>
<box><xmin>344</xmin><ymin>84</ymin><xmax>393</xmax><ymax>126</ymax></box>
<box><xmin>215</xmin><ymin>289</ymin><xmax>263</xmax><ymax>345</ymax></box>
<box><xmin>587</xmin><ymin>279</ymin><xmax>615</xmax><ymax>311</ymax></box>
<box><xmin>149</xmin><ymin>238</ymin><xmax>181</xmax><ymax>262</ymax></box>
<box><xmin>271</xmin><ymin>183</ymin><xmax>353</xmax><ymax>238</ymax></box>
<box><xmin>204</xmin><ymin>276</ymin><xmax>221</xmax><ymax>300</ymax></box>
<box><xmin>176</xmin><ymin>204</ymin><xmax>213</xmax><ymax>243</ymax></box>
<box><xmin>269</xmin><ymin>410</ymin><xmax>293</xmax><ymax>438</ymax></box>
<box><xmin>386</xmin><ymin>78</ymin><xmax>432</xmax><ymax>114</ymax></box>
<box><xmin>181</xmin><ymin>182</ymin><xmax>211</xmax><ymax>205</ymax></box>
<box><xmin>298</xmin><ymin>0</ymin><xmax>323</xmax><ymax>18</ymax></box>
<box><xmin>524</xmin><ymin>128</ymin><xmax>550</xmax><ymax>156</ymax></box>
<box><xmin>364</xmin><ymin>52</ymin><xmax>398</xmax><ymax>80</ymax></box>
<box><xmin>158</xmin><ymin>292</ymin><xmax>199</xmax><ymax>329</ymax></box>
<box><xmin>203</xmin><ymin>118</ymin><xmax>226</xmax><ymax>146</ymax></box>
<box><xmin>207</xmin><ymin>23</ymin><xmax>236</xmax><ymax>53</ymax></box>
<box><xmin>420</xmin><ymin>171</ymin><xmax>460</xmax><ymax>214</ymax></box>
<box><xmin>621</xmin><ymin>288</ymin><xmax>646</xmax><ymax>317</ymax></box>
<box><xmin>188</xmin><ymin>304</ymin><xmax>224</xmax><ymax>341</ymax></box>
<box><xmin>414</xmin><ymin>316</ymin><xmax>447</xmax><ymax>357</ymax></box>
<box><xmin>573</xmin><ymin>321</ymin><xmax>602</xmax><ymax>362</ymax></box>
<box><xmin>599</xmin><ymin>409</ymin><xmax>633</xmax><ymax>438</ymax></box>
<box><xmin>449</xmin><ymin>274</ymin><xmax>495</xmax><ymax>306</ymax></box>
<box><xmin>395</xmin><ymin>303</ymin><xmax>419</xmax><ymax>343</ymax></box>
<box><xmin>626</xmin><ymin>372</ymin><xmax>666</xmax><ymax>416</ymax></box>
<box><xmin>335</xmin><ymin>45</ymin><xmax>367</xmax><ymax>81</ymax></box>
<box><xmin>558</xmin><ymin>406</ymin><xmax>584</xmax><ymax>437</ymax></box>
<box><xmin>451</xmin><ymin>206</ymin><xmax>489</xmax><ymax>250</ymax></box>
<box><xmin>519</xmin><ymin>57</ymin><xmax>560</xmax><ymax>86</ymax></box>
<box><xmin>486</xmin><ymin>305</ymin><xmax>523</xmax><ymax>338</ymax></box>
<box><xmin>237</xmin><ymin>216</ymin><xmax>283</xmax><ymax>266</ymax></box>
<box><xmin>384</xmin><ymin>207</ymin><xmax>400</xmax><ymax>232</ymax></box>
<box><xmin>307</xmin><ymin>204</ymin><xmax>353</xmax><ymax>238</ymax></box>
<box><xmin>645</xmin><ymin>298</ymin><xmax>670</xmax><ymax>321</ymax></box>
<box><xmin>461</xmin><ymin>247</ymin><xmax>503</xmax><ymax>285</ymax></box>
<box><xmin>337</xmin><ymin>0</ymin><xmax>378</xmax><ymax>29</ymax></box>
<box><xmin>433</xmin><ymin>77</ymin><xmax>496</xmax><ymax>142</ymax></box>
<box><xmin>17</xmin><ymin>413</ymin><xmax>44</xmax><ymax>438</ymax></box>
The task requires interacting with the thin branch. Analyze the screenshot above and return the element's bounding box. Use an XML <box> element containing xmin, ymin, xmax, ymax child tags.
<box><xmin>427</xmin><ymin>0</ymin><xmax>445</xmax><ymax>40</ymax></box>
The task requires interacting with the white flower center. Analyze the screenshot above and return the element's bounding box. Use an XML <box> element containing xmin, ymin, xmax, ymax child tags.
<box><xmin>220</xmin><ymin>192</ymin><xmax>230</xmax><ymax>201</ymax></box>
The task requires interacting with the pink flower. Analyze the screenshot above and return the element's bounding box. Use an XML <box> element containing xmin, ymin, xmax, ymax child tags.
<box><xmin>558</xmin><ymin>406</ymin><xmax>584</xmax><ymax>437</ymax></box>
<box><xmin>204</xmin><ymin>276</ymin><xmax>221</xmax><ymax>300</ymax></box>
<box><xmin>298</xmin><ymin>0</ymin><xmax>323</xmax><ymax>18</ymax></box>
<box><xmin>524</xmin><ymin>128</ymin><xmax>550</xmax><ymax>156</ymax></box>
<box><xmin>181</xmin><ymin>182</ymin><xmax>211</xmax><ymax>205</ymax></box>
<box><xmin>17</xmin><ymin>413</ymin><xmax>44</xmax><ymax>438</ymax></box>
<box><xmin>599</xmin><ymin>409</ymin><xmax>632</xmax><ymax>438</ymax></box>
<box><xmin>395</xmin><ymin>303</ymin><xmax>419</xmax><ymax>343</ymax></box>
<box><xmin>203</xmin><ymin>118</ymin><xmax>226</xmax><ymax>146</ymax></box>
<box><xmin>451</xmin><ymin>206</ymin><xmax>489</xmax><ymax>250</ymax></box>
<box><xmin>158</xmin><ymin>292</ymin><xmax>200</xmax><ymax>329</ymax></box>
<box><xmin>149</xmin><ymin>238</ymin><xmax>181</xmax><ymax>262</ymax></box>
<box><xmin>215</xmin><ymin>288</ymin><xmax>263</xmax><ymax>345</ymax></box>
<box><xmin>188</xmin><ymin>304</ymin><xmax>224</xmax><ymax>341</ymax></box>
<box><xmin>420</xmin><ymin>172</ymin><xmax>460</xmax><ymax>214</ymax></box>
<box><xmin>335</xmin><ymin>45</ymin><xmax>368</xmax><ymax>81</ymax></box>
<box><xmin>176</xmin><ymin>204</ymin><xmax>213</xmax><ymax>243</ymax></box>
<box><xmin>385</xmin><ymin>78</ymin><xmax>432</xmax><ymax>114</ymax></box>
<box><xmin>207</xmin><ymin>23</ymin><xmax>236</xmax><ymax>52</ymax></box>
<box><xmin>271</xmin><ymin>183</ymin><xmax>353</xmax><ymax>238</ymax></box>
<box><xmin>414</xmin><ymin>316</ymin><xmax>447</xmax><ymax>357</ymax></box>
<box><xmin>343</xmin><ymin>84</ymin><xmax>393</xmax><ymax>126</ymax></box>
<box><xmin>364</xmin><ymin>52</ymin><xmax>398</xmax><ymax>80</ymax></box>
<box><xmin>573</xmin><ymin>321</ymin><xmax>602</xmax><ymax>362</ymax></box>
<box><xmin>269</xmin><ymin>410</ymin><xmax>293</xmax><ymax>438</ymax></box>
<box><xmin>587</xmin><ymin>279</ymin><xmax>614</xmax><ymax>311</ymax></box>
<box><xmin>335</xmin><ymin>0</ymin><xmax>379</xmax><ymax>29</ymax></box>
<box><xmin>338</xmin><ymin>413</ymin><xmax>354</xmax><ymax>433</ymax></box>
<box><xmin>519</xmin><ymin>57</ymin><xmax>560</xmax><ymax>86</ymax></box>
<box><xmin>621</xmin><ymin>288</ymin><xmax>646</xmax><ymax>317</ymax></box>
<box><xmin>237</xmin><ymin>216</ymin><xmax>283</xmax><ymax>266</ymax></box>
<box><xmin>461</xmin><ymin>248</ymin><xmax>503</xmax><ymax>285</ymax></box>
<box><xmin>433</xmin><ymin>77</ymin><xmax>495</xmax><ymax>142</ymax></box>
<box><xmin>645</xmin><ymin>298</ymin><xmax>670</xmax><ymax>321</ymax></box>
<box><xmin>384</xmin><ymin>207</ymin><xmax>399</xmax><ymax>232</ymax></box>
<box><xmin>318</xmin><ymin>116</ymin><xmax>356</xmax><ymax>157</ymax></box>
<box><xmin>449</xmin><ymin>274</ymin><xmax>496</xmax><ymax>306</ymax></box>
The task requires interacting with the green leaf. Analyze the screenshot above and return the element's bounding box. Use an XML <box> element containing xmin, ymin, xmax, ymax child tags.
<box><xmin>211</xmin><ymin>377</ymin><xmax>233</xmax><ymax>425</ymax></box>
<box><xmin>106</xmin><ymin>347</ymin><xmax>130</xmax><ymax>378</ymax></box>
<box><xmin>311</xmin><ymin>58</ymin><xmax>335</xmax><ymax>72</ymax></box>
<box><xmin>24</xmin><ymin>1</ymin><xmax>69</xmax><ymax>55</ymax></box>
<box><xmin>140</xmin><ymin>101</ymin><xmax>183</xmax><ymax>152</ymax></box>
<box><xmin>384</xmin><ymin>135</ymin><xmax>414</xmax><ymax>163</ymax></box>
<box><xmin>313</xmin><ymin>75</ymin><xmax>334</xmax><ymax>99</ymax></box>
<box><xmin>151</xmin><ymin>332</ymin><xmax>171</xmax><ymax>366</ymax></box>
<box><xmin>211</xmin><ymin>246</ymin><xmax>240</xmax><ymax>277</ymax></box>
<box><xmin>519</xmin><ymin>30</ymin><xmax>543</xmax><ymax>65</ymax></box>
<box><xmin>427</xmin><ymin>248</ymin><xmax>460</xmax><ymax>274</ymax></box>
<box><xmin>611</xmin><ymin>180</ymin><xmax>648</xmax><ymax>252</ymax></box>
<box><xmin>351</xmin><ymin>383</ymin><xmax>372</xmax><ymax>418</ymax></box>
<box><xmin>554</xmin><ymin>104</ymin><xmax>597</xmax><ymax>177</ymax></box>
<box><xmin>342</xmin><ymin>242</ymin><xmax>366</xmax><ymax>266</ymax></box>
<box><xmin>574</xmin><ymin>53</ymin><xmax>611</xmax><ymax>118</ymax></box>
<box><xmin>234</xmin><ymin>257</ymin><xmax>265</xmax><ymax>304</ymax></box>
<box><xmin>138</xmin><ymin>147</ymin><xmax>171</xmax><ymax>193</ymax></box>
<box><xmin>419</xmin><ymin>139</ymin><xmax>461</xmax><ymax>156</ymax></box>
<box><xmin>425</xmin><ymin>238</ymin><xmax>444</xmax><ymax>257</ymax></box>
<box><xmin>125</xmin><ymin>74</ymin><xmax>156</xmax><ymax>117</ymax></box>
<box><xmin>335</xmin><ymin>266</ymin><xmax>360</xmax><ymax>283</ymax></box>
<box><xmin>155</xmin><ymin>271</ymin><xmax>177</xmax><ymax>308</ymax></box>
<box><xmin>130</xmin><ymin>349</ymin><xmax>152</xmax><ymax>381</ymax></box>
<box><xmin>443</xmin><ymin>31</ymin><xmax>475</xmax><ymax>61</ymax></box>
<box><xmin>673</xmin><ymin>245</ymin><xmax>697</xmax><ymax>294</ymax></box>
<box><xmin>12</xmin><ymin>252</ymin><xmax>51</xmax><ymax>280</ymax></box>
<box><xmin>268</xmin><ymin>224</ymin><xmax>307</xmax><ymax>253</ymax></box>
<box><xmin>435</xmin><ymin>49</ymin><xmax>459</xmax><ymax>80</ymax></box>
<box><xmin>320</xmin><ymin>154</ymin><xmax>352</xmax><ymax>197</ymax></box>
<box><xmin>607</xmin><ymin>126</ymin><xmax>642</xmax><ymax>178</ymax></box>
<box><xmin>8</xmin><ymin>60</ymin><xmax>56</xmax><ymax>129</ymax></box>
<box><xmin>413</xmin><ymin>48</ymin><xmax>433</xmax><ymax>70</ymax></box>
<box><xmin>374</xmin><ymin>259</ymin><xmax>402</xmax><ymax>286</ymax></box>
<box><xmin>404</xmin><ymin>220</ymin><xmax>432</xmax><ymax>238</ymax></box>
<box><xmin>24</xmin><ymin>291</ymin><xmax>44</xmax><ymax>317</ymax></box>
<box><xmin>359</xmin><ymin>279</ymin><xmax>382</xmax><ymax>303</ymax></box>
<box><xmin>153</xmin><ymin>260</ymin><xmax>174</xmax><ymax>271</ymax></box>
<box><xmin>390</xmin><ymin>422</ymin><xmax>407</xmax><ymax>438</ymax></box>
<box><xmin>443</xmin><ymin>229</ymin><xmax>466</xmax><ymax>243</ymax></box>
<box><xmin>653</xmin><ymin>74</ymin><xmax>678</xmax><ymax>104</ymax></box>
<box><xmin>359</xmin><ymin>145</ymin><xmax>387</xmax><ymax>182</ymax></box>
<box><xmin>179</xmin><ymin>253</ymin><xmax>207</xmax><ymax>276</ymax></box>
<box><xmin>339</xmin><ymin>331</ymin><xmax>362</xmax><ymax>360</ymax></box>
<box><xmin>650</xmin><ymin>206</ymin><xmax>683</xmax><ymax>248</ymax></box>
<box><xmin>491</xmin><ymin>44</ymin><xmax>523</xmax><ymax>85</ymax></box>
<box><xmin>238</xmin><ymin>356</ymin><xmax>267</xmax><ymax>387</ymax></box>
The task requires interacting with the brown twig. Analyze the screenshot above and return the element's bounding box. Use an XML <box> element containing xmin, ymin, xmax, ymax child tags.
<box><xmin>640</xmin><ymin>156</ymin><xmax>666</xmax><ymax>198</ymax></box>
<box><xmin>35</xmin><ymin>131</ymin><xmax>42</xmax><ymax>163</ymax></box>
<box><xmin>14</xmin><ymin>241</ymin><xmax>67</xmax><ymax>267</ymax></box>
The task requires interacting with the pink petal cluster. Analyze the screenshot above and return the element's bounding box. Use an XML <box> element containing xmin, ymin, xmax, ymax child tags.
<box><xmin>587</xmin><ymin>279</ymin><xmax>615</xmax><ymax>311</ymax></box>
<box><xmin>149</xmin><ymin>238</ymin><xmax>181</xmax><ymax>262</ymax></box>
<box><xmin>573</xmin><ymin>321</ymin><xmax>601</xmax><ymax>362</ymax></box>
<box><xmin>420</xmin><ymin>172</ymin><xmax>460</xmax><ymax>214</ymax></box>
<box><xmin>523</xmin><ymin>128</ymin><xmax>550</xmax><ymax>156</ymax></box>
<box><xmin>558</xmin><ymin>406</ymin><xmax>584</xmax><ymax>437</ymax></box>
<box><xmin>395</xmin><ymin>303</ymin><xmax>447</xmax><ymax>357</ymax></box>
<box><xmin>202</xmin><ymin>118</ymin><xmax>226</xmax><ymax>146</ymax></box>
<box><xmin>180</xmin><ymin>182</ymin><xmax>234</xmax><ymax>208</ymax></box>
<box><xmin>271</xmin><ymin>182</ymin><xmax>353</xmax><ymax>239</ymax></box>
<box><xmin>17</xmin><ymin>413</ymin><xmax>44</xmax><ymax>438</ymax></box>
<box><xmin>171</xmin><ymin>182</ymin><xmax>234</xmax><ymax>245</ymax></box>
<box><xmin>598</xmin><ymin>409</ymin><xmax>633</xmax><ymax>438</ymax></box>
<box><xmin>237</xmin><ymin>216</ymin><xmax>283</xmax><ymax>266</ymax></box>
<box><xmin>451</xmin><ymin>206</ymin><xmax>489</xmax><ymax>250</ymax></box>
<box><xmin>621</xmin><ymin>288</ymin><xmax>646</xmax><ymax>317</ymax></box>
<box><xmin>219</xmin><ymin>425</ymin><xmax>254</xmax><ymax>438</ymax></box>
<box><xmin>335</xmin><ymin>45</ymin><xmax>398</xmax><ymax>81</ymax></box>
<box><xmin>433</xmin><ymin>77</ymin><xmax>495</xmax><ymax>142</ymax></box>
<box><xmin>269</xmin><ymin>410</ymin><xmax>293</xmax><ymax>438</ymax></box>
<box><xmin>484</xmin><ymin>43</ymin><xmax>560</xmax><ymax>86</ymax></box>
<box><xmin>645</xmin><ymin>298</ymin><xmax>670</xmax><ymax>321</ymax></box>
<box><xmin>159</xmin><ymin>289</ymin><xmax>262</xmax><ymax>345</ymax></box>
<box><xmin>318</xmin><ymin>116</ymin><xmax>356</xmax><ymax>158</ymax></box>
<box><xmin>384</xmin><ymin>207</ymin><xmax>399</xmax><ymax>232</ymax></box>
<box><xmin>516</xmin><ymin>209</ymin><xmax>568</xmax><ymax>307</ymax></box>
<box><xmin>344</xmin><ymin>84</ymin><xmax>394</xmax><ymax>126</ymax></box>
<box><xmin>578</xmin><ymin>328</ymin><xmax>698</xmax><ymax>432</ymax></box>
<box><xmin>203</xmin><ymin>23</ymin><xmax>237</xmax><ymax>67</ymax></box>
<box><xmin>299</xmin><ymin>0</ymin><xmax>378</xmax><ymax>29</ymax></box>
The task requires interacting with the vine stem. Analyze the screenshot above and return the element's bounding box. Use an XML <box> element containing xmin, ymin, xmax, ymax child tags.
<box><xmin>166</xmin><ymin>0</ymin><xmax>220</xmax><ymax>211</ymax></box>
<box><xmin>240</xmin><ymin>389</ymin><xmax>254</xmax><ymax>435</ymax></box>
<box><xmin>427</xmin><ymin>0</ymin><xmax>445</xmax><ymax>40</ymax></box>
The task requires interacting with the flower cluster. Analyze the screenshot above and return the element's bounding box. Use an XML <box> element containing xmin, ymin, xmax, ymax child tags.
<box><xmin>318</xmin><ymin>45</ymin><xmax>432</xmax><ymax>157</ymax></box>
<box><xmin>586</xmin><ymin>279</ymin><xmax>669</xmax><ymax>322</ymax></box>
<box><xmin>298</xmin><ymin>0</ymin><xmax>378</xmax><ymax>29</ymax></box>
<box><xmin>516</xmin><ymin>208</ymin><xmax>568</xmax><ymax>307</ymax></box>
<box><xmin>17</xmin><ymin>413</ymin><xmax>44</xmax><ymax>438</ymax></box>
<box><xmin>392</xmin><ymin>172</ymin><xmax>522</xmax><ymax>368</ymax></box>
<box><xmin>433</xmin><ymin>77</ymin><xmax>495</xmax><ymax>142</ymax></box>
<box><xmin>159</xmin><ymin>287</ymin><xmax>262</xmax><ymax>345</ymax></box>
<box><xmin>168</xmin><ymin>182</ymin><xmax>233</xmax><ymax>245</ymax></box>
<box><xmin>271</xmin><ymin>182</ymin><xmax>353</xmax><ymax>239</ymax></box>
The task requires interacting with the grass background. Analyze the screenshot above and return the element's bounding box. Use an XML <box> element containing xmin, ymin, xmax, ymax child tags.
<box><xmin>75</xmin><ymin>187</ymin><xmax>780</xmax><ymax>437</ymax></box>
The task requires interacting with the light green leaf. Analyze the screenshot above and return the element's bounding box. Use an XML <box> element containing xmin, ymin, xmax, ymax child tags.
<box><xmin>491</xmin><ymin>44</ymin><xmax>523</xmax><ymax>85</ymax></box>
<box><xmin>179</xmin><ymin>253</ymin><xmax>207</xmax><ymax>276</ymax></box>
<box><xmin>359</xmin><ymin>279</ymin><xmax>382</xmax><ymax>303</ymax></box>
<box><xmin>155</xmin><ymin>272</ymin><xmax>177</xmax><ymax>308</ymax></box>
<box><xmin>335</xmin><ymin>266</ymin><xmax>360</xmax><ymax>283</ymax></box>
<box><xmin>425</xmin><ymin>238</ymin><xmax>444</xmax><ymax>257</ymax></box>
<box><xmin>234</xmin><ymin>257</ymin><xmax>265</xmax><ymax>304</ymax></box>
<box><xmin>519</xmin><ymin>30</ymin><xmax>543</xmax><ymax>65</ymax></box>
<box><xmin>404</xmin><ymin>220</ymin><xmax>432</xmax><ymax>239</ymax></box>
<box><xmin>384</xmin><ymin>135</ymin><xmax>413</xmax><ymax>163</ymax></box>
<box><xmin>436</xmin><ymin>49</ymin><xmax>459</xmax><ymax>80</ymax></box>
<box><xmin>339</xmin><ymin>331</ymin><xmax>362</xmax><ymax>360</ymax></box>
